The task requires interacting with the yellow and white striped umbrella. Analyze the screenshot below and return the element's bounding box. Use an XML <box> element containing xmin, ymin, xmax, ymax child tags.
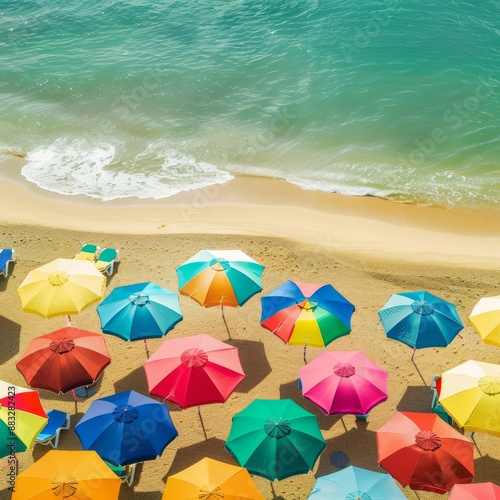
<box><xmin>469</xmin><ymin>295</ymin><xmax>500</xmax><ymax>347</ymax></box>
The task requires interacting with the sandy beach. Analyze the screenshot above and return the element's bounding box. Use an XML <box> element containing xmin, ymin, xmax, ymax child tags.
<box><xmin>1</xmin><ymin>159</ymin><xmax>499</xmax><ymax>499</ymax></box>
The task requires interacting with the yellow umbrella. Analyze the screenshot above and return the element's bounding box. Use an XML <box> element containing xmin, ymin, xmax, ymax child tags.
<box><xmin>469</xmin><ymin>295</ymin><xmax>500</xmax><ymax>346</ymax></box>
<box><xmin>17</xmin><ymin>258</ymin><xmax>105</xmax><ymax>319</ymax></box>
<box><xmin>439</xmin><ymin>360</ymin><xmax>500</xmax><ymax>437</ymax></box>
<box><xmin>163</xmin><ymin>457</ymin><xmax>264</xmax><ymax>500</ymax></box>
<box><xmin>13</xmin><ymin>450</ymin><xmax>121</xmax><ymax>499</ymax></box>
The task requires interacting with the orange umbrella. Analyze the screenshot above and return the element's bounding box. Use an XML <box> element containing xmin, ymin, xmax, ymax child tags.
<box><xmin>163</xmin><ymin>457</ymin><xmax>264</xmax><ymax>499</ymax></box>
<box><xmin>12</xmin><ymin>450</ymin><xmax>120</xmax><ymax>499</ymax></box>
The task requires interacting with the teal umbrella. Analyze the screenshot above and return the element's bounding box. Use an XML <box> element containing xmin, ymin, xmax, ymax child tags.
<box><xmin>97</xmin><ymin>282</ymin><xmax>183</xmax><ymax>356</ymax></box>
<box><xmin>225</xmin><ymin>399</ymin><xmax>326</xmax><ymax>481</ymax></box>
<box><xmin>378</xmin><ymin>291</ymin><xmax>463</xmax><ymax>358</ymax></box>
<box><xmin>177</xmin><ymin>250</ymin><xmax>264</xmax><ymax>308</ymax></box>
<box><xmin>309</xmin><ymin>466</ymin><xmax>406</xmax><ymax>499</ymax></box>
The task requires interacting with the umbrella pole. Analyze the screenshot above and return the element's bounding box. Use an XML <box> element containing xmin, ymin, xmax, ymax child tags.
<box><xmin>414</xmin><ymin>491</ymin><xmax>421</xmax><ymax>499</ymax></box>
<box><xmin>471</xmin><ymin>432</ymin><xmax>482</xmax><ymax>457</ymax></box>
<box><xmin>220</xmin><ymin>301</ymin><xmax>232</xmax><ymax>339</ymax></box>
<box><xmin>67</xmin><ymin>314</ymin><xmax>72</xmax><ymax>326</ymax></box>
<box><xmin>411</xmin><ymin>347</ymin><xmax>416</xmax><ymax>361</ymax></box>
<box><xmin>198</xmin><ymin>406</ymin><xmax>207</xmax><ymax>441</ymax></box>
<box><xmin>144</xmin><ymin>339</ymin><xmax>150</xmax><ymax>358</ymax></box>
<box><xmin>71</xmin><ymin>389</ymin><xmax>78</xmax><ymax>413</ymax></box>
<box><xmin>303</xmin><ymin>339</ymin><xmax>307</xmax><ymax>364</ymax></box>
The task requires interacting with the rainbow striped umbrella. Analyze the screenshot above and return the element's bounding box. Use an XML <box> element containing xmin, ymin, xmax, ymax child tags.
<box><xmin>177</xmin><ymin>250</ymin><xmax>264</xmax><ymax>308</ymax></box>
<box><xmin>0</xmin><ymin>381</ymin><xmax>48</xmax><ymax>458</ymax></box>
<box><xmin>260</xmin><ymin>280</ymin><xmax>355</xmax><ymax>348</ymax></box>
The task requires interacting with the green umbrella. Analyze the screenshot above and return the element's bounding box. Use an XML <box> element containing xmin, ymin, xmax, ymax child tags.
<box><xmin>225</xmin><ymin>399</ymin><xmax>326</xmax><ymax>481</ymax></box>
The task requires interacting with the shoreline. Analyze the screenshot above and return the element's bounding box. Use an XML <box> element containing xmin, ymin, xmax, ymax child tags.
<box><xmin>1</xmin><ymin>157</ymin><xmax>500</xmax><ymax>267</ymax></box>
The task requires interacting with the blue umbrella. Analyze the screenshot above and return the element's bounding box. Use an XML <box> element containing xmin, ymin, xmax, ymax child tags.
<box><xmin>97</xmin><ymin>282</ymin><xmax>183</xmax><ymax>355</ymax></box>
<box><xmin>378</xmin><ymin>291</ymin><xmax>463</xmax><ymax>358</ymax></box>
<box><xmin>75</xmin><ymin>390</ymin><xmax>178</xmax><ymax>466</ymax></box>
<box><xmin>309</xmin><ymin>466</ymin><xmax>406</xmax><ymax>499</ymax></box>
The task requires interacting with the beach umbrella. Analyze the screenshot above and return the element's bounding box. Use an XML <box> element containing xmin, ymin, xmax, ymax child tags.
<box><xmin>468</xmin><ymin>295</ymin><xmax>500</xmax><ymax>346</ymax></box>
<box><xmin>0</xmin><ymin>380</ymin><xmax>48</xmax><ymax>458</ymax></box>
<box><xmin>438</xmin><ymin>359</ymin><xmax>500</xmax><ymax>437</ymax></box>
<box><xmin>176</xmin><ymin>250</ymin><xmax>264</xmax><ymax>309</ymax></box>
<box><xmin>378</xmin><ymin>291</ymin><xmax>463</xmax><ymax>359</ymax></box>
<box><xmin>298</xmin><ymin>351</ymin><xmax>388</xmax><ymax>416</ymax></box>
<box><xmin>12</xmin><ymin>450</ymin><xmax>121</xmax><ymax>499</ymax></box>
<box><xmin>260</xmin><ymin>281</ymin><xmax>354</xmax><ymax>361</ymax></box>
<box><xmin>449</xmin><ymin>482</ymin><xmax>500</xmax><ymax>499</ymax></box>
<box><xmin>308</xmin><ymin>465</ymin><xmax>406</xmax><ymax>499</ymax></box>
<box><xmin>163</xmin><ymin>457</ymin><xmax>265</xmax><ymax>499</ymax></box>
<box><xmin>75</xmin><ymin>390</ymin><xmax>178</xmax><ymax>466</ymax></box>
<box><xmin>17</xmin><ymin>258</ymin><xmax>105</xmax><ymax>320</ymax></box>
<box><xmin>376</xmin><ymin>411</ymin><xmax>474</xmax><ymax>493</ymax></box>
<box><xmin>226</xmin><ymin>398</ymin><xmax>326</xmax><ymax>481</ymax></box>
<box><xmin>16</xmin><ymin>327</ymin><xmax>111</xmax><ymax>394</ymax></box>
<box><xmin>97</xmin><ymin>281</ymin><xmax>183</xmax><ymax>356</ymax></box>
<box><xmin>143</xmin><ymin>334</ymin><xmax>245</xmax><ymax>408</ymax></box>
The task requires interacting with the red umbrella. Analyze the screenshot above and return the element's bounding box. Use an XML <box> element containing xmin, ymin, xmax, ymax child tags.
<box><xmin>16</xmin><ymin>327</ymin><xmax>111</xmax><ymax>394</ymax></box>
<box><xmin>143</xmin><ymin>334</ymin><xmax>245</xmax><ymax>408</ymax></box>
<box><xmin>377</xmin><ymin>411</ymin><xmax>474</xmax><ymax>494</ymax></box>
<box><xmin>449</xmin><ymin>482</ymin><xmax>500</xmax><ymax>499</ymax></box>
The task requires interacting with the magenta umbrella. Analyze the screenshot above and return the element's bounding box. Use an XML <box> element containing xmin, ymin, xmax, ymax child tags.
<box><xmin>298</xmin><ymin>351</ymin><xmax>388</xmax><ymax>415</ymax></box>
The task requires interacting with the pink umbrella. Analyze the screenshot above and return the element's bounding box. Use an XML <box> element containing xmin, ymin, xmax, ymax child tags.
<box><xmin>449</xmin><ymin>482</ymin><xmax>500</xmax><ymax>499</ymax></box>
<box><xmin>298</xmin><ymin>351</ymin><xmax>388</xmax><ymax>415</ymax></box>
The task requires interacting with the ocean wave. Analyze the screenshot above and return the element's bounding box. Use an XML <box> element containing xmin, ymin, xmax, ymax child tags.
<box><xmin>21</xmin><ymin>137</ymin><xmax>233</xmax><ymax>201</ymax></box>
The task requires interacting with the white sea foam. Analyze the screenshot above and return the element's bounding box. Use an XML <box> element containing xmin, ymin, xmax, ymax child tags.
<box><xmin>21</xmin><ymin>137</ymin><xmax>234</xmax><ymax>201</ymax></box>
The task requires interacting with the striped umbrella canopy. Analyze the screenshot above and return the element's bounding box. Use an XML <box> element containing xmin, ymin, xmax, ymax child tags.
<box><xmin>468</xmin><ymin>295</ymin><xmax>500</xmax><ymax>346</ymax></box>
<box><xmin>309</xmin><ymin>466</ymin><xmax>406</xmax><ymax>499</ymax></box>
<box><xmin>226</xmin><ymin>398</ymin><xmax>326</xmax><ymax>481</ymax></box>
<box><xmin>377</xmin><ymin>411</ymin><xmax>474</xmax><ymax>494</ymax></box>
<box><xmin>177</xmin><ymin>250</ymin><xmax>264</xmax><ymax>308</ymax></box>
<box><xmin>163</xmin><ymin>457</ymin><xmax>265</xmax><ymax>499</ymax></box>
<box><xmin>298</xmin><ymin>351</ymin><xmax>388</xmax><ymax>415</ymax></box>
<box><xmin>17</xmin><ymin>258</ymin><xmax>105</xmax><ymax>319</ymax></box>
<box><xmin>97</xmin><ymin>282</ymin><xmax>183</xmax><ymax>341</ymax></box>
<box><xmin>12</xmin><ymin>450</ymin><xmax>121</xmax><ymax>499</ymax></box>
<box><xmin>449</xmin><ymin>482</ymin><xmax>500</xmax><ymax>499</ymax></box>
<box><xmin>378</xmin><ymin>291</ymin><xmax>463</xmax><ymax>352</ymax></box>
<box><xmin>439</xmin><ymin>360</ymin><xmax>500</xmax><ymax>437</ymax></box>
<box><xmin>260</xmin><ymin>280</ymin><xmax>355</xmax><ymax>348</ymax></box>
<box><xmin>16</xmin><ymin>327</ymin><xmax>111</xmax><ymax>394</ymax></box>
<box><xmin>144</xmin><ymin>334</ymin><xmax>245</xmax><ymax>408</ymax></box>
<box><xmin>0</xmin><ymin>380</ymin><xmax>48</xmax><ymax>458</ymax></box>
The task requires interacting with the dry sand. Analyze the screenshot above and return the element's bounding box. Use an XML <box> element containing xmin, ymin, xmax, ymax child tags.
<box><xmin>0</xmin><ymin>161</ymin><xmax>499</xmax><ymax>499</ymax></box>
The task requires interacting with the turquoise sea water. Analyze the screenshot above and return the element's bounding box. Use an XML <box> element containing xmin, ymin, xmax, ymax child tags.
<box><xmin>1</xmin><ymin>0</ymin><xmax>499</xmax><ymax>207</ymax></box>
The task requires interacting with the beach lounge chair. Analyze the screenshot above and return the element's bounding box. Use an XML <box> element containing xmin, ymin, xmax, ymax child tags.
<box><xmin>0</xmin><ymin>248</ymin><xmax>16</xmax><ymax>278</ymax></box>
<box><xmin>74</xmin><ymin>244</ymin><xmax>100</xmax><ymax>261</ymax></box>
<box><xmin>105</xmin><ymin>461</ymin><xmax>138</xmax><ymax>487</ymax></box>
<box><xmin>35</xmin><ymin>409</ymin><xmax>70</xmax><ymax>448</ymax></box>
<box><xmin>430</xmin><ymin>375</ymin><xmax>453</xmax><ymax>424</ymax></box>
<box><xmin>94</xmin><ymin>248</ymin><xmax>120</xmax><ymax>276</ymax></box>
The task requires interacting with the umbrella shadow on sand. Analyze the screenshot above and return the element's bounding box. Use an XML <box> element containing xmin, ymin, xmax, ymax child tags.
<box><xmin>397</xmin><ymin>385</ymin><xmax>434</xmax><ymax>413</ymax></box>
<box><xmin>113</xmin><ymin>366</ymin><xmax>150</xmax><ymax>396</ymax></box>
<box><xmin>279</xmin><ymin>379</ymin><xmax>342</xmax><ymax>431</ymax></box>
<box><xmin>315</xmin><ymin>426</ymin><xmax>380</xmax><ymax>478</ymax></box>
<box><xmin>472</xmin><ymin>454</ymin><xmax>500</xmax><ymax>483</ymax></box>
<box><xmin>225</xmin><ymin>339</ymin><xmax>272</xmax><ymax>393</ymax></box>
<box><xmin>162</xmin><ymin>437</ymin><xmax>233</xmax><ymax>480</ymax></box>
<box><xmin>0</xmin><ymin>315</ymin><xmax>20</xmax><ymax>364</ymax></box>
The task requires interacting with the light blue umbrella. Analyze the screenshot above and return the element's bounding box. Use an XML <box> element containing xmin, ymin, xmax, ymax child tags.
<box><xmin>378</xmin><ymin>291</ymin><xmax>463</xmax><ymax>358</ymax></box>
<box><xmin>309</xmin><ymin>466</ymin><xmax>406</xmax><ymax>499</ymax></box>
<box><xmin>97</xmin><ymin>281</ymin><xmax>182</xmax><ymax>339</ymax></box>
<box><xmin>75</xmin><ymin>390</ymin><xmax>178</xmax><ymax>466</ymax></box>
